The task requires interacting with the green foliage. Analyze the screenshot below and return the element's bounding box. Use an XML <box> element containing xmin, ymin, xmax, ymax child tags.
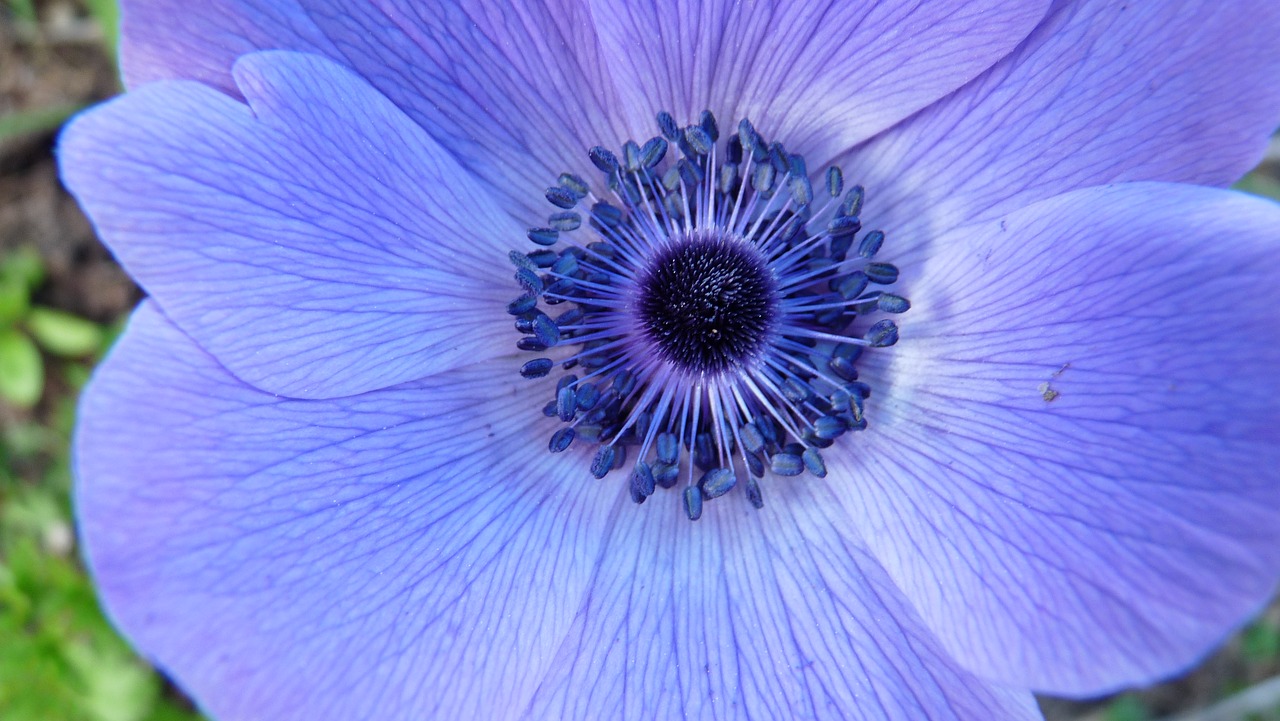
<box><xmin>0</xmin><ymin>243</ymin><xmax>202</xmax><ymax>720</ymax></box>
<box><xmin>0</xmin><ymin>249</ymin><xmax>108</xmax><ymax>408</ymax></box>
<box><xmin>0</xmin><ymin>104</ymin><xmax>85</xmax><ymax>143</ymax></box>
<box><xmin>0</xmin><ymin>247</ymin><xmax>42</xmax><ymax>324</ymax></box>
<box><xmin>80</xmin><ymin>0</ymin><xmax>121</xmax><ymax>59</ymax></box>
<box><xmin>0</xmin><ymin>522</ymin><xmax>192</xmax><ymax>721</ymax></box>
<box><xmin>1242</xmin><ymin>619</ymin><xmax>1280</xmax><ymax>664</ymax></box>
<box><xmin>0</xmin><ymin>328</ymin><xmax>43</xmax><ymax>407</ymax></box>
<box><xmin>1237</xmin><ymin>169</ymin><xmax>1280</xmax><ymax>202</ymax></box>
<box><xmin>0</xmin><ymin>420</ymin><xmax>207</xmax><ymax>721</ymax></box>
<box><xmin>27</xmin><ymin>308</ymin><xmax>106</xmax><ymax>358</ymax></box>
<box><xmin>5</xmin><ymin>0</ymin><xmax>37</xmax><ymax>23</ymax></box>
<box><xmin>1103</xmin><ymin>694</ymin><xmax>1149</xmax><ymax>721</ymax></box>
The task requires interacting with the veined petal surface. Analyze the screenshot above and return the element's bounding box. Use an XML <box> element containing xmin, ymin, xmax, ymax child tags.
<box><xmin>76</xmin><ymin>302</ymin><xmax>621</xmax><ymax>721</ymax></box>
<box><xmin>120</xmin><ymin>0</ymin><xmax>630</xmax><ymax>220</ymax></box>
<box><xmin>590</xmin><ymin>0</ymin><xmax>1049</xmax><ymax>165</ymax></box>
<box><xmin>116</xmin><ymin>0</ymin><xmax>1049</xmax><ymax>216</ymax></box>
<box><xmin>851</xmin><ymin>0</ymin><xmax>1280</xmax><ymax>251</ymax></box>
<box><xmin>119</xmin><ymin>0</ymin><xmax>338</xmax><ymax>91</ymax></box>
<box><xmin>61</xmin><ymin>52</ymin><xmax>518</xmax><ymax>399</ymax></box>
<box><xmin>833</xmin><ymin>183</ymin><xmax>1280</xmax><ymax>694</ymax></box>
<box><xmin>293</xmin><ymin>0</ymin><xmax>627</xmax><ymax>220</ymax></box>
<box><xmin>524</xmin><ymin>481</ymin><xmax>1041</xmax><ymax>721</ymax></box>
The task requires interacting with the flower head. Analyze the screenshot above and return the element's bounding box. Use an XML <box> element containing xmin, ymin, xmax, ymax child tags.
<box><xmin>60</xmin><ymin>1</ymin><xmax>1280</xmax><ymax>719</ymax></box>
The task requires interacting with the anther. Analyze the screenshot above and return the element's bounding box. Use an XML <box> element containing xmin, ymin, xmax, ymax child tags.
<box><xmin>507</xmin><ymin>294</ymin><xmax>538</xmax><ymax>316</ymax></box>
<box><xmin>639</xmin><ymin>137</ymin><xmax>668</xmax><ymax>168</ymax></box>
<box><xmin>770</xmin><ymin>453</ymin><xmax>804</xmax><ymax>477</ymax></box>
<box><xmin>865</xmin><ymin>320</ymin><xmax>900</xmax><ymax>347</ymax></box>
<box><xmin>865</xmin><ymin>262</ymin><xmax>900</xmax><ymax>285</ymax></box>
<box><xmin>826</xmin><ymin>167</ymin><xmax>844</xmax><ymax>198</ymax></box>
<box><xmin>509</xmin><ymin>111</ymin><xmax>908</xmax><ymax>518</ymax></box>
<box><xmin>683</xmin><ymin>487</ymin><xmax>704</xmax><ymax>520</ymax></box>
<box><xmin>520</xmin><ymin>358</ymin><xmax>554</xmax><ymax>378</ymax></box>
<box><xmin>653</xmin><ymin>433</ymin><xmax>677</xmax><ymax>465</ymax></box>
<box><xmin>546</xmin><ymin>186</ymin><xmax>576</xmax><ymax>209</ymax></box>
<box><xmin>527</xmin><ymin>228</ymin><xmax>558</xmax><ymax>246</ymax></box>
<box><xmin>631</xmin><ymin>462</ymin><xmax>656</xmax><ymax>502</ymax></box>
<box><xmin>858</xmin><ymin>230</ymin><xmax>885</xmax><ymax>258</ymax></box>
<box><xmin>591</xmin><ymin>447</ymin><xmax>616</xmax><ymax>479</ymax></box>
<box><xmin>877</xmin><ymin>294</ymin><xmax>911</xmax><ymax>314</ymax></box>
<box><xmin>528</xmin><ymin>250</ymin><xmax>557</xmax><ymax>267</ymax></box>
<box><xmin>802</xmin><ymin>448</ymin><xmax>828</xmax><ymax>478</ymax></box>
<box><xmin>657</xmin><ymin>111</ymin><xmax>680</xmax><ymax>140</ymax></box>
<box><xmin>549</xmin><ymin>427</ymin><xmax>575</xmax><ymax>453</ymax></box>
<box><xmin>589</xmin><ymin>146</ymin><xmax>619</xmax><ymax>173</ymax></box>
<box><xmin>700</xmin><ymin>468</ymin><xmax>737</xmax><ymax>499</ymax></box>
<box><xmin>840</xmin><ymin>185</ymin><xmax>865</xmax><ymax>217</ymax></box>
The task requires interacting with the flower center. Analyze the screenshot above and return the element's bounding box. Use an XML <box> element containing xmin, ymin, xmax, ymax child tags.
<box><xmin>636</xmin><ymin>230</ymin><xmax>777</xmax><ymax>375</ymax></box>
<box><xmin>506</xmin><ymin>110</ymin><xmax>908</xmax><ymax>520</ymax></box>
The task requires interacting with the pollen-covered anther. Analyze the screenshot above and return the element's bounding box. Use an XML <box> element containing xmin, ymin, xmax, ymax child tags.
<box><xmin>507</xmin><ymin>110</ymin><xmax>907</xmax><ymax>519</ymax></box>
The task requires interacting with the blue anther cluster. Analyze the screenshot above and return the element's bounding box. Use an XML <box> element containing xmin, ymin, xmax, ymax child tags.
<box><xmin>506</xmin><ymin>110</ymin><xmax>908</xmax><ymax>519</ymax></box>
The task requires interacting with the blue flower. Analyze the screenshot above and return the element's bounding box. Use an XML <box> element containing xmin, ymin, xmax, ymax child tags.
<box><xmin>60</xmin><ymin>1</ymin><xmax>1280</xmax><ymax>719</ymax></box>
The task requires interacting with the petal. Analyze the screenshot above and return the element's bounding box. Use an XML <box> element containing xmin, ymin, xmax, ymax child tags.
<box><xmin>850</xmin><ymin>0</ymin><xmax>1280</xmax><ymax>249</ymax></box>
<box><xmin>77</xmin><ymin>302</ymin><xmax>621</xmax><ymax>721</ymax></box>
<box><xmin>591</xmin><ymin>0</ymin><xmax>1049</xmax><ymax>164</ymax></box>
<box><xmin>295</xmin><ymin>0</ymin><xmax>627</xmax><ymax>219</ymax></box>
<box><xmin>833</xmin><ymin>183</ymin><xmax>1280</xmax><ymax>694</ymax></box>
<box><xmin>524</xmin><ymin>481</ymin><xmax>1042</xmax><ymax>720</ymax></box>
<box><xmin>119</xmin><ymin>0</ymin><xmax>338</xmax><ymax>93</ymax></box>
<box><xmin>120</xmin><ymin>0</ymin><xmax>628</xmax><ymax>220</ymax></box>
<box><xmin>60</xmin><ymin>51</ymin><xmax>521</xmax><ymax>399</ymax></box>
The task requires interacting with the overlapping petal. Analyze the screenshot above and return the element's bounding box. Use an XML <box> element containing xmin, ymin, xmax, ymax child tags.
<box><xmin>524</xmin><ymin>481</ymin><xmax>1040</xmax><ymax>720</ymax></box>
<box><xmin>61</xmin><ymin>52</ymin><xmax>519</xmax><ymax>399</ymax></box>
<box><xmin>118</xmin><ymin>0</ymin><xmax>629</xmax><ymax>219</ymax></box>
<box><xmin>831</xmin><ymin>183</ymin><xmax>1280</xmax><ymax>694</ymax></box>
<box><xmin>850</xmin><ymin>0</ymin><xmax>1280</xmax><ymax>252</ymax></box>
<box><xmin>119</xmin><ymin>0</ymin><xmax>338</xmax><ymax>91</ymax></box>
<box><xmin>590</xmin><ymin>0</ymin><xmax>1050</xmax><ymax>164</ymax></box>
<box><xmin>76</xmin><ymin>302</ymin><xmax>623</xmax><ymax>721</ymax></box>
<box><xmin>293</xmin><ymin>0</ymin><xmax>627</xmax><ymax>219</ymax></box>
<box><xmin>116</xmin><ymin>0</ymin><xmax>1051</xmax><ymax>221</ymax></box>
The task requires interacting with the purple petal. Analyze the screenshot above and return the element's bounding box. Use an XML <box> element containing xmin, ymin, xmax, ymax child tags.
<box><xmin>592</xmin><ymin>0</ymin><xmax>1050</xmax><ymax>163</ymax></box>
<box><xmin>524</xmin><ymin>481</ymin><xmax>1041</xmax><ymax>720</ymax></box>
<box><xmin>850</xmin><ymin>0</ymin><xmax>1280</xmax><ymax>249</ymax></box>
<box><xmin>830</xmin><ymin>183</ymin><xmax>1280</xmax><ymax>694</ymax></box>
<box><xmin>77</xmin><ymin>302</ymin><xmax>622</xmax><ymax>721</ymax></box>
<box><xmin>119</xmin><ymin>0</ymin><xmax>338</xmax><ymax>93</ymax></box>
<box><xmin>294</xmin><ymin>0</ymin><xmax>628</xmax><ymax>219</ymax></box>
<box><xmin>119</xmin><ymin>0</ymin><xmax>627</xmax><ymax>220</ymax></box>
<box><xmin>61</xmin><ymin>52</ymin><xmax>519</xmax><ymax>399</ymax></box>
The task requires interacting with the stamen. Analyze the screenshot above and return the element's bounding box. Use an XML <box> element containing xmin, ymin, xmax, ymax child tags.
<box><xmin>507</xmin><ymin>111</ymin><xmax>909</xmax><ymax>519</ymax></box>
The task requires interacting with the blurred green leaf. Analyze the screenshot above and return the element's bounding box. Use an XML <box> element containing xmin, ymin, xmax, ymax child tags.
<box><xmin>62</xmin><ymin>361</ymin><xmax>93</xmax><ymax>391</ymax></box>
<box><xmin>82</xmin><ymin>0</ymin><xmax>121</xmax><ymax>58</ymax></box>
<box><xmin>1242</xmin><ymin>620</ymin><xmax>1280</xmax><ymax>663</ymax></box>
<box><xmin>6</xmin><ymin>0</ymin><xmax>37</xmax><ymax>23</ymax></box>
<box><xmin>0</xmin><ymin>274</ymin><xmax>29</xmax><ymax>326</ymax></box>
<box><xmin>26</xmin><ymin>307</ymin><xmax>105</xmax><ymax>358</ymax></box>
<box><xmin>0</xmin><ymin>248</ymin><xmax>44</xmax><ymax>325</ymax></box>
<box><xmin>3</xmin><ymin>418</ymin><xmax>58</xmax><ymax>459</ymax></box>
<box><xmin>0</xmin><ymin>104</ymin><xmax>84</xmax><ymax>142</ymax></box>
<box><xmin>65</xmin><ymin>643</ymin><xmax>160</xmax><ymax>721</ymax></box>
<box><xmin>0</xmin><ymin>525</ymin><xmax>207</xmax><ymax>721</ymax></box>
<box><xmin>2</xmin><ymin>484</ymin><xmax>66</xmax><ymax>541</ymax></box>
<box><xmin>1236</xmin><ymin>172</ymin><xmax>1280</xmax><ymax>202</ymax></box>
<box><xmin>1104</xmin><ymin>694</ymin><xmax>1149</xmax><ymax>721</ymax></box>
<box><xmin>0</xmin><ymin>329</ymin><xmax>44</xmax><ymax>408</ymax></box>
<box><xmin>0</xmin><ymin>247</ymin><xmax>45</xmax><ymax>291</ymax></box>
